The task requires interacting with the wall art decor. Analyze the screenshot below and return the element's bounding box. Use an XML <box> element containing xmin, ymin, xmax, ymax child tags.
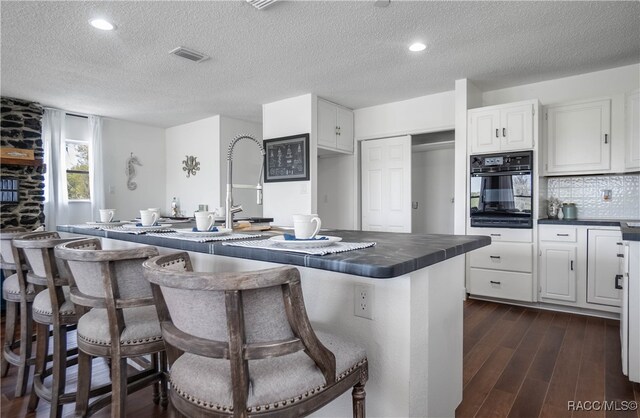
<box><xmin>126</xmin><ymin>152</ymin><xmax>142</xmax><ymax>191</ymax></box>
<box><xmin>182</xmin><ymin>155</ymin><xmax>200</xmax><ymax>178</ymax></box>
<box><xmin>264</xmin><ymin>133</ymin><xmax>310</xmax><ymax>183</ymax></box>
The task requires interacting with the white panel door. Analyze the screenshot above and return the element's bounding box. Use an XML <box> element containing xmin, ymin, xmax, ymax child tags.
<box><xmin>501</xmin><ymin>104</ymin><xmax>533</xmax><ymax>151</ymax></box>
<box><xmin>539</xmin><ymin>243</ymin><xmax>577</xmax><ymax>302</ymax></box>
<box><xmin>546</xmin><ymin>99</ymin><xmax>611</xmax><ymax>174</ymax></box>
<box><xmin>469</xmin><ymin>109</ymin><xmax>501</xmax><ymax>154</ymax></box>
<box><xmin>361</xmin><ymin>136</ymin><xmax>411</xmax><ymax>232</ymax></box>
<box><xmin>587</xmin><ymin>229</ymin><xmax>623</xmax><ymax>307</ymax></box>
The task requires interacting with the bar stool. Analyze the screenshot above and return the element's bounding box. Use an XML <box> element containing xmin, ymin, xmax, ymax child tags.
<box><xmin>1</xmin><ymin>226</ymin><xmax>36</xmax><ymax>397</ymax></box>
<box><xmin>143</xmin><ymin>252</ymin><xmax>368</xmax><ymax>417</ymax></box>
<box><xmin>54</xmin><ymin>238</ymin><xmax>166</xmax><ymax>417</ymax></box>
<box><xmin>12</xmin><ymin>231</ymin><xmax>81</xmax><ymax>418</ymax></box>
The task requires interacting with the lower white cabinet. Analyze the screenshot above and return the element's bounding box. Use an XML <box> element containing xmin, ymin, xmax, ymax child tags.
<box><xmin>587</xmin><ymin>229</ymin><xmax>623</xmax><ymax>307</ymax></box>
<box><xmin>468</xmin><ymin>230</ymin><xmax>534</xmax><ymax>302</ymax></box>
<box><xmin>539</xmin><ymin>243</ymin><xmax>577</xmax><ymax>302</ymax></box>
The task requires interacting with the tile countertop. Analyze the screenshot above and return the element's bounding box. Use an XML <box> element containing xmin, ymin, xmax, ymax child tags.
<box><xmin>538</xmin><ymin>218</ymin><xmax>640</xmax><ymax>242</ymax></box>
<box><xmin>56</xmin><ymin>226</ymin><xmax>491</xmax><ymax>279</ymax></box>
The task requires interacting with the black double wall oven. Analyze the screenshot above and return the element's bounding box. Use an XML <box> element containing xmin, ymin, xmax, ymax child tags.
<box><xmin>469</xmin><ymin>151</ymin><xmax>533</xmax><ymax>229</ymax></box>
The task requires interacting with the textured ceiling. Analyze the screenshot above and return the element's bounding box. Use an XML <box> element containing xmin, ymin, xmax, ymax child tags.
<box><xmin>1</xmin><ymin>1</ymin><xmax>639</xmax><ymax>128</ymax></box>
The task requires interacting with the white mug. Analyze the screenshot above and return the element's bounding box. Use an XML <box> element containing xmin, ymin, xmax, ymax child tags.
<box><xmin>195</xmin><ymin>211</ymin><xmax>215</xmax><ymax>231</ymax></box>
<box><xmin>99</xmin><ymin>209</ymin><xmax>115</xmax><ymax>223</ymax></box>
<box><xmin>148</xmin><ymin>207</ymin><xmax>161</xmax><ymax>219</ymax></box>
<box><xmin>139</xmin><ymin>210</ymin><xmax>158</xmax><ymax>226</ymax></box>
<box><xmin>293</xmin><ymin>214</ymin><xmax>322</xmax><ymax>239</ymax></box>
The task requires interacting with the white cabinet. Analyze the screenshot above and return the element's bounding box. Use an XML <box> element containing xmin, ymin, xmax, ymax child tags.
<box><xmin>545</xmin><ymin>98</ymin><xmax>611</xmax><ymax>174</ymax></box>
<box><xmin>587</xmin><ymin>229</ymin><xmax>623</xmax><ymax>307</ymax></box>
<box><xmin>317</xmin><ymin>98</ymin><xmax>354</xmax><ymax>154</ymax></box>
<box><xmin>468</xmin><ymin>228</ymin><xmax>534</xmax><ymax>302</ymax></box>
<box><xmin>626</xmin><ymin>90</ymin><xmax>640</xmax><ymax>170</ymax></box>
<box><xmin>539</xmin><ymin>243</ymin><xmax>577</xmax><ymax>302</ymax></box>
<box><xmin>468</xmin><ymin>102</ymin><xmax>534</xmax><ymax>154</ymax></box>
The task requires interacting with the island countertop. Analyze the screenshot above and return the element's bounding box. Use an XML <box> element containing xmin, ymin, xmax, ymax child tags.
<box><xmin>57</xmin><ymin>225</ymin><xmax>490</xmax><ymax>279</ymax></box>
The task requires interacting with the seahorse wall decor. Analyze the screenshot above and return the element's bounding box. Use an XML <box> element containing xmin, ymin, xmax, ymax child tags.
<box><xmin>126</xmin><ymin>153</ymin><xmax>142</xmax><ymax>191</ymax></box>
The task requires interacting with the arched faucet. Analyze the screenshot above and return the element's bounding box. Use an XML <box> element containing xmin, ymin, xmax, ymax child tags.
<box><xmin>225</xmin><ymin>134</ymin><xmax>266</xmax><ymax>229</ymax></box>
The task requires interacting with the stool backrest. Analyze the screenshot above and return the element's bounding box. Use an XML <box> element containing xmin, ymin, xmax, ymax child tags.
<box><xmin>13</xmin><ymin>232</ymin><xmax>83</xmax><ymax>322</ymax></box>
<box><xmin>1</xmin><ymin>227</ymin><xmax>27</xmax><ymax>266</ymax></box>
<box><xmin>142</xmin><ymin>252</ymin><xmax>337</xmax><ymax>414</ymax></box>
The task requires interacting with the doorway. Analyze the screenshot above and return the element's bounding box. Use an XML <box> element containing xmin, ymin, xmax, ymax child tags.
<box><xmin>411</xmin><ymin>131</ymin><xmax>455</xmax><ymax>234</ymax></box>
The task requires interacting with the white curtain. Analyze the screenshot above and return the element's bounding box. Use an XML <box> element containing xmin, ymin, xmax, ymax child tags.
<box><xmin>89</xmin><ymin>115</ymin><xmax>104</xmax><ymax>221</ymax></box>
<box><xmin>43</xmin><ymin>109</ymin><xmax>68</xmax><ymax>230</ymax></box>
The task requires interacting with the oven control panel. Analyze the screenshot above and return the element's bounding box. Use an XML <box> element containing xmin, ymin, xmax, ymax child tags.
<box><xmin>470</xmin><ymin>151</ymin><xmax>532</xmax><ymax>173</ymax></box>
<box><xmin>484</xmin><ymin>156</ymin><xmax>503</xmax><ymax>166</ymax></box>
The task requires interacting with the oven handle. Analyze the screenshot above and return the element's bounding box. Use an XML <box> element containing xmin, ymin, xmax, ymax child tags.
<box><xmin>471</xmin><ymin>171</ymin><xmax>532</xmax><ymax>177</ymax></box>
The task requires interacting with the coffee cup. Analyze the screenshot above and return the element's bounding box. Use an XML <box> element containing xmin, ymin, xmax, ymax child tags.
<box><xmin>139</xmin><ymin>209</ymin><xmax>158</xmax><ymax>226</ymax></box>
<box><xmin>148</xmin><ymin>207</ymin><xmax>161</xmax><ymax>219</ymax></box>
<box><xmin>293</xmin><ymin>214</ymin><xmax>322</xmax><ymax>239</ymax></box>
<box><xmin>195</xmin><ymin>211</ymin><xmax>215</xmax><ymax>231</ymax></box>
<box><xmin>99</xmin><ymin>209</ymin><xmax>115</xmax><ymax>223</ymax></box>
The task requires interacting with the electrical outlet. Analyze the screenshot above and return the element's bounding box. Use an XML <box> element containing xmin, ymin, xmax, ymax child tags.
<box><xmin>354</xmin><ymin>284</ymin><xmax>374</xmax><ymax>319</ymax></box>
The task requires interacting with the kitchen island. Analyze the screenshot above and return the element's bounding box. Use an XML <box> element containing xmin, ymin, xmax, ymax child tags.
<box><xmin>58</xmin><ymin>225</ymin><xmax>490</xmax><ymax>417</ymax></box>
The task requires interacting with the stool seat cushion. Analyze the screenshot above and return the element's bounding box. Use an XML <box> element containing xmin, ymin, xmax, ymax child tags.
<box><xmin>2</xmin><ymin>273</ymin><xmax>35</xmax><ymax>302</ymax></box>
<box><xmin>77</xmin><ymin>305</ymin><xmax>162</xmax><ymax>347</ymax></box>
<box><xmin>169</xmin><ymin>331</ymin><xmax>366</xmax><ymax>412</ymax></box>
<box><xmin>32</xmin><ymin>287</ymin><xmax>75</xmax><ymax>319</ymax></box>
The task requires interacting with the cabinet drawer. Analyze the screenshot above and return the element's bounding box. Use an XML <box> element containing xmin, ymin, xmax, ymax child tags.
<box><xmin>539</xmin><ymin>227</ymin><xmax>577</xmax><ymax>242</ymax></box>
<box><xmin>469</xmin><ymin>242</ymin><xmax>532</xmax><ymax>273</ymax></box>
<box><xmin>469</xmin><ymin>269</ymin><xmax>534</xmax><ymax>302</ymax></box>
<box><xmin>467</xmin><ymin>227</ymin><xmax>532</xmax><ymax>243</ymax></box>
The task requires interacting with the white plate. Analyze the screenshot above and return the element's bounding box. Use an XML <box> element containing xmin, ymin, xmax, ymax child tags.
<box><xmin>174</xmin><ymin>228</ymin><xmax>232</xmax><ymax>237</ymax></box>
<box><xmin>269</xmin><ymin>235</ymin><xmax>341</xmax><ymax>248</ymax></box>
<box><xmin>86</xmin><ymin>221</ymin><xmax>128</xmax><ymax>227</ymax></box>
<box><xmin>122</xmin><ymin>223</ymin><xmax>173</xmax><ymax>231</ymax></box>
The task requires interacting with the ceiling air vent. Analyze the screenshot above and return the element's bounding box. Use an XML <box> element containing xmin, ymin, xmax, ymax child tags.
<box><xmin>246</xmin><ymin>0</ymin><xmax>278</xmax><ymax>10</ymax></box>
<box><xmin>169</xmin><ymin>46</ymin><xmax>209</xmax><ymax>63</ymax></box>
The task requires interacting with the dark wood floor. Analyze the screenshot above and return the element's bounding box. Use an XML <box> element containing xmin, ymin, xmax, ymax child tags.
<box><xmin>2</xmin><ymin>300</ymin><xmax>640</xmax><ymax>417</ymax></box>
<box><xmin>457</xmin><ymin>299</ymin><xmax>640</xmax><ymax>418</ymax></box>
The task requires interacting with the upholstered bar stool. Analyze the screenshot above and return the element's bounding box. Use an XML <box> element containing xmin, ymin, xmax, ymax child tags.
<box><xmin>54</xmin><ymin>238</ymin><xmax>166</xmax><ymax>418</ymax></box>
<box><xmin>12</xmin><ymin>231</ymin><xmax>82</xmax><ymax>418</ymax></box>
<box><xmin>1</xmin><ymin>226</ymin><xmax>36</xmax><ymax>397</ymax></box>
<box><xmin>143</xmin><ymin>252</ymin><xmax>368</xmax><ymax>418</ymax></box>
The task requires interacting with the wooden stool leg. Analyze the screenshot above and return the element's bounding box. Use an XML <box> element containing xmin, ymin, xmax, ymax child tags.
<box><xmin>75</xmin><ymin>351</ymin><xmax>92</xmax><ymax>418</ymax></box>
<box><xmin>49</xmin><ymin>325</ymin><xmax>67</xmax><ymax>418</ymax></box>
<box><xmin>159</xmin><ymin>350</ymin><xmax>168</xmax><ymax>408</ymax></box>
<box><xmin>1</xmin><ymin>300</ymin><xmax>17</xmax><ymax>377</ymax></box>
<box><xmin>352</xmin><ymin>383</ymin><xmax>366</xmax><ymax>418</ymax></box>
<box><xmin>28</xmin><ymin>323</ymin><xmax>50</xmax><ymax>412</ymax></box>
<box><xmin>111</xmin><ymin>358</ymin><xmax>127</xmax><ymax>418</ymax></box>
<box><xmin>15</xmin><ymin>300</ymin><xmax>33</xmax><ymax>397</ymax></box>
<box><xmin>151</xmin><ymin>353</ymin><xmax>160</xmax><ymax>405</ymax></box>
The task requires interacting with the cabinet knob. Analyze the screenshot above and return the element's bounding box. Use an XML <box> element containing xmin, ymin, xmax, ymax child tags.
<box><xmin>571</xmin><ymin>260</ymin><xmax>574</xmax><ymax>271</ymax></box>
<box><xmin>489</xmin><ymin>255</ymin><xmax>501</xmax><ymax>259</ymax></box>
<box><xmin>495</xmin><ymin>129</ymin><xmax>499</xmax><ymax>138</ymax></box>
<box><xmin>490</xmin><ymin>280</ymin><xmax>501</xmax><ymax>285</ymax></box>
<box><xmin>604</xmin><ymin>133</ymin><xmax>608</xmax><ymax>144</ymax></box>
<box><xmin>502</xmin><ymin>128</ymin><xmax>506</xmax><ymax>137</ymax></box>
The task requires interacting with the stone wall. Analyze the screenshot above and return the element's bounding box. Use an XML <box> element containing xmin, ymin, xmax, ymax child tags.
<box><xmin>1</xmin><ymin>97</ymin><xmax>45</xmax><ymax>229</ymax></box>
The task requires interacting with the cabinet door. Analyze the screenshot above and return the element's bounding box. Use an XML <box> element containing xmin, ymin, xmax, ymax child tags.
<box><xmin>501</xmin><ymin>104</ymin><xmax>533</xmax><ymax>151</ymax></box>
<box><xmin>539</xmin><ymin>243</ymin><xmax>577</xmax><ymax>302</ymax></box>
<box><xmin>587</xmin><ymin>229</ymin><xmax>622</xmax><ymax>307</ymax></box>
<box><xmin>626</xmin><ymin>90</ymin><xmax>640</xmax><ymax>170</ymax></box>
<box><xmin>469</xmin><ymin>109</ymin><xmax>501</xmax><ymax>154</ymax></box>
<box><xmin>546</xmin><ymin>99</ymin><xmax>611</xmax><ymax>174</ymax></box>
<box><xmin>336</xmin><ymin>106</ymin><xmax>354</xmax><ymax>153</ymax></box>
<box><xmin>317</xmin><ymin>99</ymin><xmax>337</xmax><ymax>148</ymax></box>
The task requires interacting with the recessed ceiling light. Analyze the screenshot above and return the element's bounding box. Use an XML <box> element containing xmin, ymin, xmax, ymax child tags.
<box><xmin>409</xmin><ymin>42</ymin><xmax>426</xmax><ymax>52</ymax></box>
<box><xmin>89</xmin><ymin>19</ymin><xmax>116</xmax><ymax>31</ymax></box>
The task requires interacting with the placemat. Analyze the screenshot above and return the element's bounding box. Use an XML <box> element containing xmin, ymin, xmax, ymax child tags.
<box><xmin>146</xmin><ymin>232</ymin><xmax>262</xmax><ymax>243</ymax></box>
<box><xmin>222</xmin><ymin>239</ymin><xmax>376</xmax><ymax>256</ymax></box>
<box><xmin>106</xmin><ymin>226</ymin><xmax>177</xmax><ymax>235</ymax></box>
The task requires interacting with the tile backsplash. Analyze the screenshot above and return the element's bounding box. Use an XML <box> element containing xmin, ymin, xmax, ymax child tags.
<box><xmin>546</xmin><ymin>174</ymin><xmax>640</xmax><ymax>220</ymax></box>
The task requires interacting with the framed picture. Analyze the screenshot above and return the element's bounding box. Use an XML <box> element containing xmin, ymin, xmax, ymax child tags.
<box><xmin>264</xmin><ymin>133</ymin><xmax>310</xmax><ymax>183</ymax></box>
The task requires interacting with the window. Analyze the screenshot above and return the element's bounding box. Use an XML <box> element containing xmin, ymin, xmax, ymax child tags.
<box><xmin>65</xmin><ymin>140</ymin><xmax>91</xmax><ymax>200</ymax></box>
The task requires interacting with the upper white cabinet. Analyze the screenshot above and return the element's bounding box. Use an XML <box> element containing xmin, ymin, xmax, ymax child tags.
<box><xmin>626</xmin><ymin>90</ymin><xmax>640</xmax><ymax>170</ymax></box>
<box><xmin>468</xmin><ymin>101</ymin><xmax>535</xmax><ymax>154</ymax></box>
<box><xmin>317</xmin><ymin>98</ymin><xmax>354</xmax><ymax>154</ymax></box>
<box><xmin>544</xmin><ymin>98</ymin><xmax>611</xmax><ymax>174</ymax></box>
